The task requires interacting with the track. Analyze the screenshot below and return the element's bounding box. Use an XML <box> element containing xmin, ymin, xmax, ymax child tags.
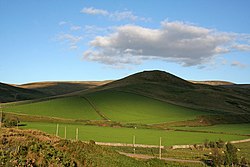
<box><xmin>118</xmin><ymin>152</ymin><xmax>205</xmax><ymax>165</ymax></box>
<box><xmin>81</xmin><ymin>96</ymin><xmax>110</xmax><ymax>120</ymax></box>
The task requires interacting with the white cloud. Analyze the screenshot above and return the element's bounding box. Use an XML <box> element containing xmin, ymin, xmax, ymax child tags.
<box><xmin>231</xmin><ymin>44</ymin><xmax>250</xmax><ymax>51</ymax></box>
<box><xmin>81</xmin><ymin>7</ymin><xmax>149</xmax><ymax>22</ymax></box>
<box><xmin>70</xmin><ymin>45</ymin><xmax>78</xmax><ymax>50</ymax></box>
<box><xmin>83</xmin><ymin>21</ymin><xmax>250</xmax><ymax>67</ymax></box>
<box><xmin>59</xmin><ymin>21</ymin><xmax>67</xmax><ymax>26</ymax></box>
<box><xmin>70</xmin><ymin>25</ymin><xmax>81</xmax><ymax>31</ymax></box>
<box><xmin>81</xmin><ymin>7</ymin><xmax>108</xmax><ymax>15</ymax></box>
<box><xmin>231</xmin><ymin>61</ymin><xmax>247</xmax><ymax>68</ymax></box>
<box><xmin>57</xmin><ymin>33</ymin><xmax>82</xmax><ymax>50</ymax></box>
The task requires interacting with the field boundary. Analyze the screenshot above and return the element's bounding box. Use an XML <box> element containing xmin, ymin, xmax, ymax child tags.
<box><xmin>94</xmin><ymin>141</ymin><xmax>164</xmax><ymax>148</ymax></box>
<box><xmin>91</xmin><ymin>138</ymin><xmax>250</xmax><ymax>149</ymax></box>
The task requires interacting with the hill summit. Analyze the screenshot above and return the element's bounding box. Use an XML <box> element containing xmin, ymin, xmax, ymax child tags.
<box><xmin>126</xmin><ymin>70</ymin><xmax>192</xmax><ymax>85</ymax></box>
<box><xmin>102</xmin><ymin>70</ymin><xmax>194</xmax><ymax>89</ymax></box>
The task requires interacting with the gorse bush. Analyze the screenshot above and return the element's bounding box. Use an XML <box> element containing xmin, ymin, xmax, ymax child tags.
<box><xmin>0</xmin><ymin>128</ymin><xmax>170</xmax><ymax>167</ymax></box>
<box><xmin>0</xmin><ymin>138</ymin><xmax>76</xmax><ymax>166</ymax></box>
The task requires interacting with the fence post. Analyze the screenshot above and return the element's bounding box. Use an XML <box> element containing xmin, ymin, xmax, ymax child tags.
<box><xmin>159</xmin><ymin>137</ymin><xmax>162</xmax><ymax>159</ymax></box>
<box><xmin>56</xmin><ymin>124</ymin><xmax>59</xmax><ymax>137</ymax></box>
<box><xmin>133</xmin><ymin>135</ymin><xmax>136</xmax><ymax>154</ymax></box>
<box><xmin>76</xmin><ymin>128</ymin><xmax>79</xmax><ymax>141</ymax></box>
<box><xmin>64</xmin><ymin>126</ymin><xmax>67</xmax><ymax>139</ymax></box>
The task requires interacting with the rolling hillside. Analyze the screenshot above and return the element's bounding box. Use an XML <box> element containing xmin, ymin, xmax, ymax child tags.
<box><xmin>0</xmin><ymin>81</ymin><xmax>111</xmax><ymax>103</ymax></box>
<box><xmin>85</xmin><ymin>90</ymin><xmax>204</xmax><ymax>124</ymax></box>
<box><xmin>18</xmin><ymin>81</ymin><xmax>111</xmax><ymax>96</ymax></box>
<box><xmin>4</xmin><ymin>96</ymin><xmax>102</xmax><ymax>120</ymax></box>
<box><xmin>2</xmin><ymin>70</ymin><xmax>250</xmax><ymax>125</ymax></box>
<box><xmin>0</xmin><ymin>82</ymin><xmax>47</xmax><ymax>103</ymax></box>
<box><xmin>90</xmin><ymin>70</ymin><xmax>250</xmax><ymax>115</ymax></box>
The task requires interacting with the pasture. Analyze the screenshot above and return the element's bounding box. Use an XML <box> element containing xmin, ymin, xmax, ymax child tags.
<box><xmin>174</xmin><ymin>124</ymin><xmax>250</xmax><ymax>135</ymax></box>
<box><xmin>4</xmin><ymin>90</ymin><xmax>207</xmax><ymax>124</ymax></box>
<box><xmin>21</xmin><ymin>122</ymin><xmax>247</xmax><ymax>146</ymax></box>
<box><xmin>86</xmin><ymin>90</ymin><xmax>205</xmax><ymax>124</ymax></box>
<box><xmin>4</xmin><ymin>96</ymin><xmax>102</xmax><ymax>120</ymax></box>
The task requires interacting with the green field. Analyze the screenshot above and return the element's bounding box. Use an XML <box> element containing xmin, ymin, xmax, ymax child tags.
<box><xmin>21</xmin><ymin>122</ymin><xmax>247</xmax><ymax>146</ymax></box>
<box><xmin>5</xmin><ymin>96</ymin><xmax>102</xmax><ymax>120</ymax></box>
<box><xmin>86</xmin><ymin>90</ymin><xmax>205</xmax><ymax>124</ymax></box>
<box><xmin>4</xmin><ymin>90</ymin><xmax>206</xmax><ymax>124</ymax></box>
<box><xmin>174</xmin><ymin>124</ymin><xmax>250</xmax><ymax>135</ymax></box>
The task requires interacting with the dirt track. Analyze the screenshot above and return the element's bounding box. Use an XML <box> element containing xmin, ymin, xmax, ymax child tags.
<box><xmin>118</xmin><ymin>152</ymin><xmax>205</xmax><ymax>165</ymax></box>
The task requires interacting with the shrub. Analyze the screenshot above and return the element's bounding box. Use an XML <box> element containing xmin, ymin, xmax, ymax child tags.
<box><xmin>216</xmin><ymin>139</ymin><xmax>225</xmax><ymax>148</ymax></box>
<box><xmin>225</xmin><ymin>142</ymin><xmax>238</xmax><ymax>166</ymax></box>
<box><xmin>208</xmin><ymin>141</ymin><xmax>216</xmax><ymax>148</ymax></box>
<box><xmin>240</xmin><ymin>157</ymin><xmax>249</xmax><ymax>167</ymax></box>
<box><xmin>204</xmin><ymin>139</ymin><xmax>209</xmax><ymax>148</ymax></box>
<box><xmin>208</xmin><ymin>148</ymin><xmax>225</xmax><ymax>167</ymax></box>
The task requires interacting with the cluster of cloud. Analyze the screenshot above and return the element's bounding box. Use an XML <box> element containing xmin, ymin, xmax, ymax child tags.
<box><xmin>83</xmin><ymin>21</ymin><xmax>250</xmax><ymax>67</ymax></box>
<box><xmin>56</xmin><ymin>33</ymin><xmax>82</xmax><ymax>50</ymax></box>
<box><xmin>59</xmin><ymin>21</ymin><xmax>82</xmax><ymax>32</ymax></box>
<box><xmin>231</xmin><ymin>61</ymin><xmax>247</xmax><ymax>68</ymax></box>
<box><xmin>81</xmin><ymin>7</ymin><xmax>150</xmax><ymax>22</ymax></box>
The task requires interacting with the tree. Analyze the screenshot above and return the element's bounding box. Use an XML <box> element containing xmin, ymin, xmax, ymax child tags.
<box><xmin>225</xmin><ymin>142</ymin><xmax>238</xmax><ymax>166</ymax></box>
<box><xmin>216</xmin><ymin>139</ymin><xmax>225</xmax><ymax>148</ymax></box>
<box><xmin>209</xmin><ymin>148</ymin><xmax>224</xmax><ymax>167</ymax></box>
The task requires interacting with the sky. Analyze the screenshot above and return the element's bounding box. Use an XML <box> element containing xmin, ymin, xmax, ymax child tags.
<box><xmin>1</xmin><ymin>0</ymin><xmax>250</xmax><ymax>84</ymax></box>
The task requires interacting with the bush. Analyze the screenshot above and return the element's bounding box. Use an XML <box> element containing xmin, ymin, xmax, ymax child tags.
<box><xmin>204</xmin><ymin>139</ymin><xmax>209</xmax><ymax>148</ymax></box>
<box><xmin>208</xmin><ymin>141</ymin><xmax>216</xmax><ymax>148</ymax></box>
<box><xmin>89</xmin><ymin>140</ymin><xmax>96</xmax><ymax>145</ymax></box>
<box><xmin>208</xmin><ymin>148</ymin><xmax>225</xmax><ymax>167</ymax></box>
<box><xmin>240</xmin><ymin>157</ymin><xmax>249</xmax><ymax>167</ymax></box>
<box><xmin>3</xmin><ymin>116</ymin><xmax>19</xmax><ymax>127</ymax></box>
<box><xmin>216</xmin><ymin>139</ymin><xmax>225</xmax><ymax>148</ymax></box>
<box><xmin>225</xmin><ymin>142</ymin><xmax>238</xmax><ymax>166</ymax></box>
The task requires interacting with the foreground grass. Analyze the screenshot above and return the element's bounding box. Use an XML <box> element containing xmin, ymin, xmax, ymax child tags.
<box><xmin>4</xmin><ymin>96</ymin><xmax>102</xmax><ymax>120</ymax></box>
<box><xmin>86</xmin><ymin>90</ymin><xmax>205</xmax><ymax>124</ymax></box>
<box><xmin>235</xmin><ymin>141</ymin><xmax>250</xmax><ymax>161</ymax></box>
<box><xmin>1</xmin><ymin>128</ymin><xmax>173</xmax><ymax>167</ymax></box>
<box><xmin>21</xmin><ymin>122</ymin><xmax>247</xmax><ymax>146</ymax></box>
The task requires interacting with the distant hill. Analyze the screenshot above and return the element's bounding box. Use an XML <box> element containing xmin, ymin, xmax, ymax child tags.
<box><xmin>18</xmin><ymin>81</ymin><xmax>111</xmax><ymax>96</ymax></box>
<box><xmin>81</xmin><ymin>70</ymin><xmax>250</xmax><ymax>115</ymax></box>
<box><xmin>0</xmin><ymin>82</ymin><xmax>46</xmax><ymax>103</ymax></box>
<box><xmin>2</xmin><ymin>70</ymin><xmax>250</xmax><ymax>116</ymax></box>
<box><xmin>0</xmin><ymin>81</ymin><xmax>111</xmax><ymax>103</ymax></box>
<box><xmin>100</xmin><ymin>70</ymin><xmax>194</xmax><ymax>89</ymax></box>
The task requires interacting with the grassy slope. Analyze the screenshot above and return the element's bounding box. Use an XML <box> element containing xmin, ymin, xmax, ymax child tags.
<box><xmin>18</xmin><ymin>81</ymin><xmax>111</xmax><ymax>96</ymax></box>
<box><xmin>4</xmin><ymin>90</ymin><xmax>206</xmax><ymax>124</ymax></box>
<box><xmin>93</xmin><ymin>70</ymin><xmax>250</xmax><ymax>115</ymax></box>
<box><xmin>173</xmin><ymin>124</ymin><xmax>250</xmax><ymax>135</ymax></box>
<box><xmin>0</xmin><ymin>81</ymin><xmax>111</xmax><ymax>103</ymax></box>
<box><xmin>4</xmin><ymin>96</ymin><xmax>102</xmax><ymax>120</ymax></box>
<box><xmin>0</xmin><ymin>82</ymin><xmax>47</xmax><ymax>103</ymax></box>
<box><xmin>21</xmin><ymin>122</ymin><xmax>247</xmax><ymax>146</ymax></box>
<box><xmin>86</xmin><ymin>90</ymin><xmax>205</xmax><ymax>124</ymax></box>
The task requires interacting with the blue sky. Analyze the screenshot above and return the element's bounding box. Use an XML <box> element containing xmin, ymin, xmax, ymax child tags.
<box><xmin>1</xmin><ymin>0</ymin><xmax>250</xmax><ymax>84</ymax></box>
